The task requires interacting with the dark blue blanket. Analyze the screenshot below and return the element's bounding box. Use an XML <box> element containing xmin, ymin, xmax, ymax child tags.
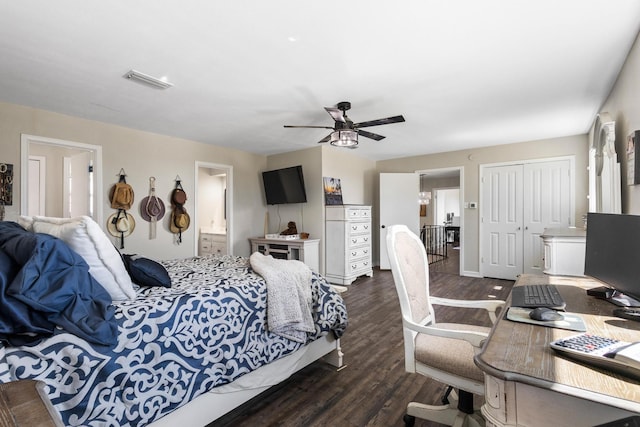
<box><xmin>0</xmin><ymin>221</ymin><xmax>116</xmax><ymax>348</ymax></box>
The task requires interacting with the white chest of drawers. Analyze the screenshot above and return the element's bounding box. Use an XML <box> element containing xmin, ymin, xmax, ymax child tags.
<box><xmin>325</xmin><ymin>205</ymin><xmax>373</xmax><ymax>285</ymax></box>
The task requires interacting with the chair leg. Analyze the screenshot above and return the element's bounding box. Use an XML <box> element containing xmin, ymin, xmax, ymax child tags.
<box><xmin>403</xmin><ymin>413</ymin><xmax>416</xmax><ymax>427</ymax></box>
<box><xmin>442</xmin><ymin>385</ymin><xmax>454</xmax><ymax>404</ymax></box>
<box><xmin>458</xmin><ymin>390</ymin><xmax>474</xmax><ymax>414</ymax></box>
<box><xmin>405</xmin><ymin>389</ymin><xmax>485</xmax><ymax>427</ymax></box>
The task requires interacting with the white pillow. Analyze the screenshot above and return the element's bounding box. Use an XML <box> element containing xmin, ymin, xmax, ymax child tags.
<box><xmin>17</xmin><ymin>215</ymin><xmax>34</xmax><ymax>231</ymax></box>
<box><xmin>28</xmin><ymin>215</ymin><xmax>136</xmax><ymax>301</ymax></box>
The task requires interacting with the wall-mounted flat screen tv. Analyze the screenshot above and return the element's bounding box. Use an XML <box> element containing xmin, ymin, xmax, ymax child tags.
<box><xmin>262</xmin><ymin>165</ymin><xmax>308</xmax><ymax>205</ymax></box>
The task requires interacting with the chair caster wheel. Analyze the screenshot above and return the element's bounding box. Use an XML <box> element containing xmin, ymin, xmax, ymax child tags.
<box><xmin>403</xmin><ymin>414</ymin><xmax>416</xmax><ymax>427</ymax></box>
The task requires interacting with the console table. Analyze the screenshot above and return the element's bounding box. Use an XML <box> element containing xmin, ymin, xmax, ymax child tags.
<box><xmin>249</xmin><ymin>237</ymin><xmax>320</xmax><ymax>272</ymax></box>
<box><xmin>541</xmin><ymin>227</ymin><xmax>586</xmax><ymax>276</ymax></box>
<box><xmin>475</xmin><ymin>274</ymin><xmax>640</xmax><ymax>426</ymax></box>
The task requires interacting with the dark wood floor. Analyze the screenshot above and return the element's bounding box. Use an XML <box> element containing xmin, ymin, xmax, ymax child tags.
<box><xmin>211</xmin><ymin>246</ymin><xmax>514</xmax><ymax>427</ymax></box>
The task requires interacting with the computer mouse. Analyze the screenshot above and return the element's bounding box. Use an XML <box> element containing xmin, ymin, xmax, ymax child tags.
<box><xmin>529</xmin><ymin>307</ymin><xmax>563</xmax><ymax>322</ymax></box>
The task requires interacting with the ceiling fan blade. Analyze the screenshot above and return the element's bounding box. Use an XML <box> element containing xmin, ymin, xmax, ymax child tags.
<box><xmin>317</xmin><ymin>134</ymin><xmax>332</xmax><ymax>144</ymax></box>
<box><xmin>325</xmin><ymin>107</ymin><xmax>347</xmax><ymax>123</ymax></box>
<box><xmin>354</xmin><ymin>115</ymin><xmax>405</xmax><ymax>128</ymax></box>
<box><xmin>358</xmin><ymin>129</ymin><xmax>386</xmax><ymax>141</ymax></box>
<box><xmin>284</xmin><ymin>125</ymin><xmax>334</xmax><ymax>129</ymax></box>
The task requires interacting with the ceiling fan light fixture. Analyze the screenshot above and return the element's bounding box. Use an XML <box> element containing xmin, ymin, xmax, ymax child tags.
<box><xmin>330</xmin><ymin>130</ymin><xmax>358</xmax><ymax>147</ymax></box>
<box><xmin>124</xmin><ymin>69</ymin><xmax>173</xmax><ymax>89</ymax></box>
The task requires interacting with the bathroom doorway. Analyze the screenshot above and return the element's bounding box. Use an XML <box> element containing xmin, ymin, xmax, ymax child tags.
<box><xmin>194</xmin><ymin>161</ymin><xmax>233</xmax><ymax>256</ymax></box>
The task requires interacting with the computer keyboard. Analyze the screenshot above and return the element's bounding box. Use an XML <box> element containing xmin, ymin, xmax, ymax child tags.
<box><xmin>511</xmin><ymin>284</ymin><xmax>566</xmax><ymax>309</ymax></box>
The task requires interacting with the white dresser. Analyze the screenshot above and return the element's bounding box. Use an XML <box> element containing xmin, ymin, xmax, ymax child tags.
<box><xmin>325</xmin><ymin>205</ymin><xmax>373</xmax><ymax>285</ymax></box>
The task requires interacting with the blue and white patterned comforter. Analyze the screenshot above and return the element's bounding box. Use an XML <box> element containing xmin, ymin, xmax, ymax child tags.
<box><xmin>0</xmin><ymin>255</ymin><xmax>348</xmax><ymax>426</ymax></box>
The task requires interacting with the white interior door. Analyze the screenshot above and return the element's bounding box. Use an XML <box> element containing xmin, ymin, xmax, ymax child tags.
<box><xmin>63</xmin><ymin>151</ymin><xmax>92</xmax><ymax>217</ymax></box>
<box><xmin>379</xmin><ymin>173</ymin><xmax>420</xmax><ymax>270</ymax></box>
<box><xmin>481</xmin><ymin>164</ymin><xmax>524</xmax><ymax>280</ymax></box>
<box><xmin>28</xmin><ymin>155</ymin><xmax>46</xmax><ymax>216</ymax></box>
<box><xmin>523</xmin><ymin>160</ymin><xmax>572</xmax><ymax>274</ymax></box>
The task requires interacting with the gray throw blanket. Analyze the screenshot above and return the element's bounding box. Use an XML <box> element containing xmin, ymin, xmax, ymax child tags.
<box><xmin>249</xmin><ymin>252</ymin><xmax>315</xmax><ymax>343</ymax></box>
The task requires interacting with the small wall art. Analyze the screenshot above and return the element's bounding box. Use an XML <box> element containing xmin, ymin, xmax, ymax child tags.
<box><xmin>0</xmin><ymin>163</ymin><xmax>13</xmax><ymax>206</ymax></box>
<box><xmin>627</xmin><ymin>130</ymin><xmax>640</xmax><ymax>185</ymax></box>
<box><xmin>323</xmin><ymin>177</ymin><xmax>343</xmax><ymax>205</ymax></box>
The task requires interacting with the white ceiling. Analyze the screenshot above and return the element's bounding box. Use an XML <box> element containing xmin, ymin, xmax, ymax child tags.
<box><xmin>1</xmin><ymin>1</ymin><xmax>639</xmax><ymax>161</ymax></box>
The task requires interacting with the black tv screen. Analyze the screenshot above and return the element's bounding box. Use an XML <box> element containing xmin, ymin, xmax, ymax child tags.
<box><xmin>584</xmin><ymin>212</ymin><xmax>640</xmax><ymax>305</ymax></box>
<box><xmin>261</xmin><ymin>165</ymin><xmax>307</xmax><ymax>205</ymax></box>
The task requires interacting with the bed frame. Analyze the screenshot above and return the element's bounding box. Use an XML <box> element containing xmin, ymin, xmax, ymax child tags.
<box><xmin>149</xmin><ymin>334</ymin><xmax>344</xmax><ymax>426</ymax></box>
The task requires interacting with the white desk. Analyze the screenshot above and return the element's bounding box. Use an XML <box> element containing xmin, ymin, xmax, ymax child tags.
<box><xmin>475</xmin><ymin>274</ymin><xmax>640</xmax><ymax>426</ymax></box>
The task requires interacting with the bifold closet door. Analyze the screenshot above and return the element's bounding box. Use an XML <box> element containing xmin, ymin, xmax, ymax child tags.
<box><xmin>522</xmin><ymin>160</ymin><xmax>571</xmax><ymax>275</ymax></box>
<box><xmin>481</xmin><ymin>164</ymin><xmax>523</xmax><ymax>280</ymax></box>
<box><xmin>481</xmin><ymin>159</ymin><xmax>572</xmax><ymax>280</ymax></box>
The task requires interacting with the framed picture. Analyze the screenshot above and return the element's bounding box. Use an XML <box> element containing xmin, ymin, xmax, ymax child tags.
<box><xmin>628</xmin><ymin>130</ymin><xmax>640</xmax><ymax>186</ymax></box>
<box><xmin>0</xmin><ymin>163</ymin><xmax>13</xmax><ymax>206</ymax></box>
<box><xmin>323</xmin><ymin>177</ymin><xmax>343</xmax><ymax>205</ymax></box>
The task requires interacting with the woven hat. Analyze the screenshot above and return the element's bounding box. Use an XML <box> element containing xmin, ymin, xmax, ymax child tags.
<box><xmin>107</xmin><ymin>212</ymin><xmax>136</xmax><ymax>237</ymax></box>
<box><xmin>171</xmin><ymin>187</ymin><xmax>187</xmax><ymax>206</ymax></box>
<box><xmin>140</xmin><ymin>196</ymin><xmax>166</xmax><ymax>222</ymax></box>
<box><xmin>169</xmin><ymin>209</ymin><xmax>190</xmax><ymax>234</ymax></box>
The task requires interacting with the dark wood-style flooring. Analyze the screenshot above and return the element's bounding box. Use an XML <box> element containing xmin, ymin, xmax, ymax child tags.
<box><xmin>211</xmin><ymin>245</ymin><xmax>514</xmax><ymax>427</ymax></box>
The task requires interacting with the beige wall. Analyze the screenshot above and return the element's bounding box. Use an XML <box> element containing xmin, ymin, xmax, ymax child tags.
<box><xmin>600</xmin><ymin>30</ymin><xmax>640</xmax><ymax>214</ymax></box>
<box><xmin>265</xmin><ymin>145</ymin><xmax>376</xmax><ymax>274</ymax></box>
<box><xmin>321</xmin><ymin>146</ymin><xmax>377</xmax><ymax>205</ymax></box>
<box><xmin>377</xmin><ymin>134</ymin><xmax>589</xmax><ymax>275</ymax></box>
<box><xmin>264</xmin><ymin>146</ymin><xmax>323</xmax><ymax>240</ymax></box>
<box><xmin>0</xmin><ymin>101</ymin><xmax>267</xmax><ymax>260</ymax></box>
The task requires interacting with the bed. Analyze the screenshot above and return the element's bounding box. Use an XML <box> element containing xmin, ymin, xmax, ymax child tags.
<box><xmin>0</xmin><ymin>218</ymin><xmax>348</xmax><ymax>426</ymax></box>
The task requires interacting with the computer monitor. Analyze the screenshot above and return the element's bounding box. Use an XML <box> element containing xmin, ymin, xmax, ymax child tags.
<box><xmin>584</xmin><ymin>212</ymin><xmax>640</xmax><ymax>307</ymax></box>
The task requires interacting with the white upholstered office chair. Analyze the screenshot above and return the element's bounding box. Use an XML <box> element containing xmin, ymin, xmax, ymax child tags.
<box><xmin>386</xmin><ymin>224</ymin><xmax>504</xmax><ymax>427</ymax></box>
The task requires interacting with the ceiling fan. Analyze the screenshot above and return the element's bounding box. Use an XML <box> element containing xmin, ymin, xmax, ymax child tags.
<box><xmin>284</xmin><ymin>101</ymin><xmax>405</xmax><ymax>148</ymax></box>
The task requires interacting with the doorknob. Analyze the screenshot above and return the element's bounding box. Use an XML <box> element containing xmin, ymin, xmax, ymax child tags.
<box><xmin>517</xmin><ymin>227</ymin><xmax>521</xmax><ymax>231</ymax></box>
<box><xmin>381</xmin><ymin>225</ymin><xmax>386</xmax><ymax>228</ymax></box>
